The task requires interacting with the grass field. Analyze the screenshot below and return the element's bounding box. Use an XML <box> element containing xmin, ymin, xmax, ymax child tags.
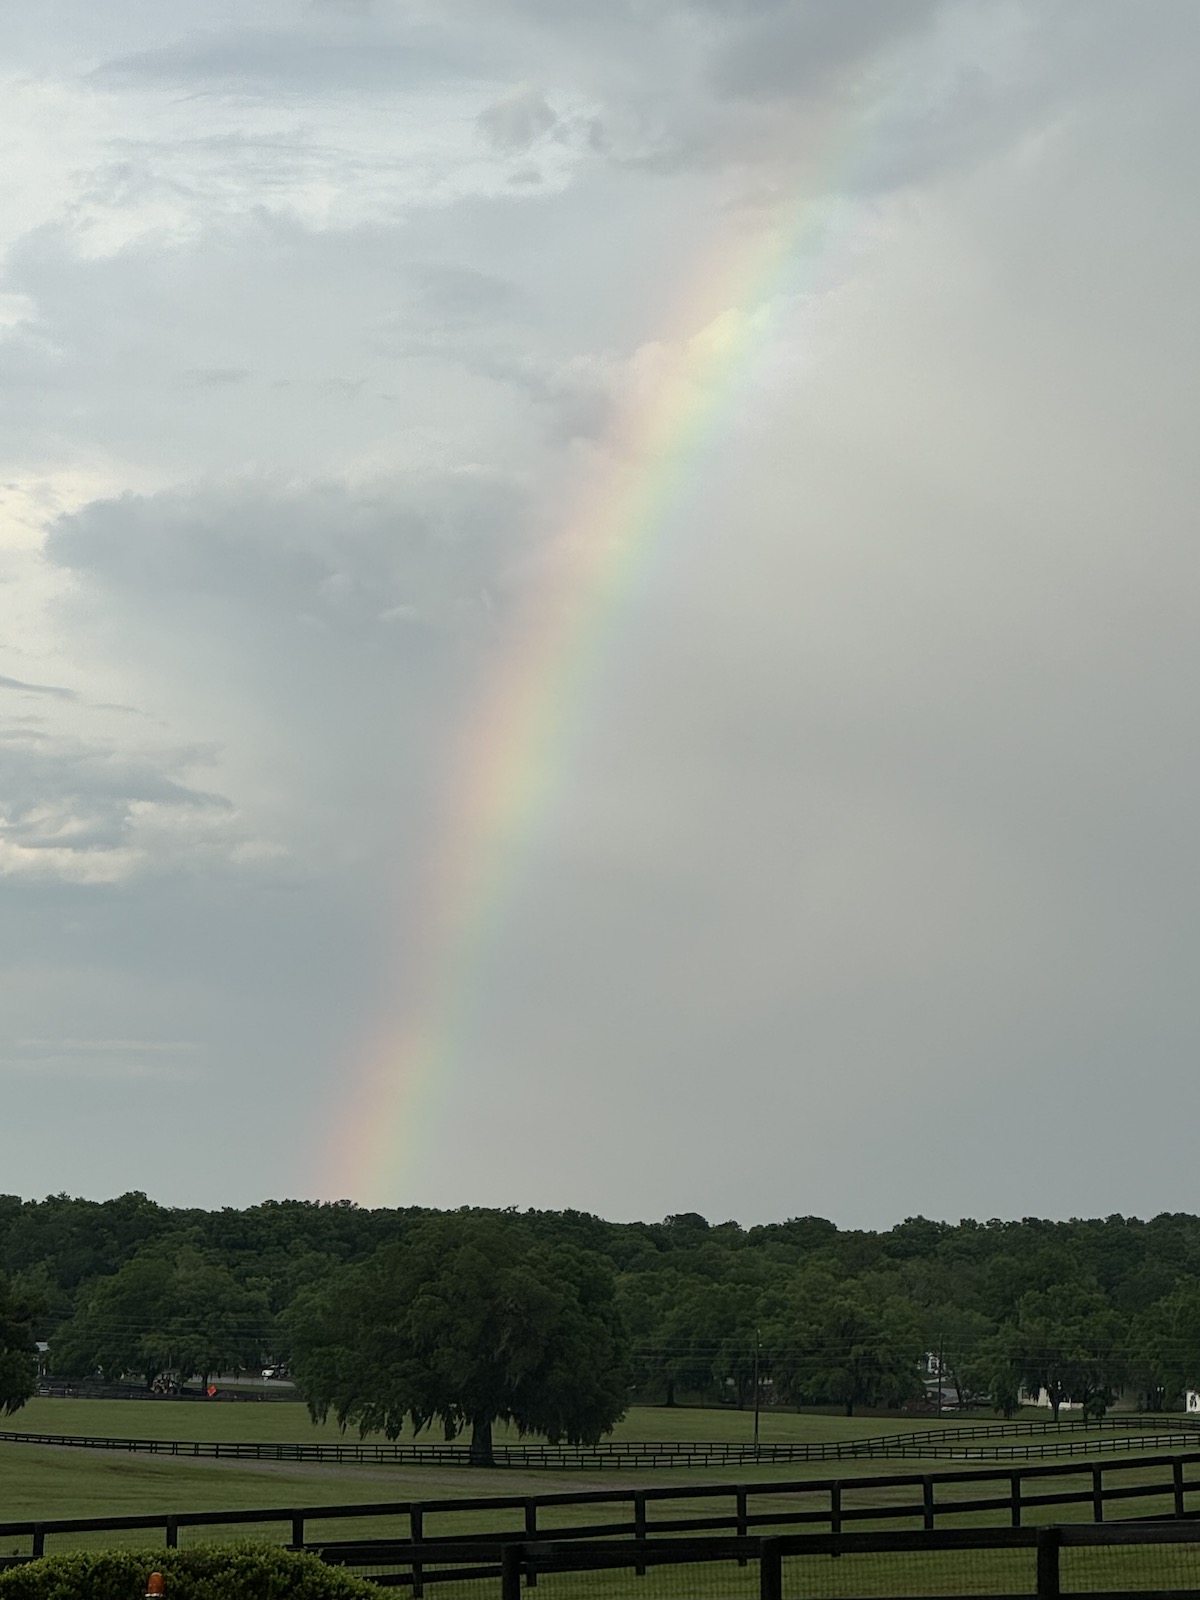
<box><xmin>1</xmin><ymin>1402</ymin><xmax>1197</xmax><ymax>1572</ymax></box>
<box><xmin>0</xmin><ymin>1415</ymin><xmax>852</xmax><ymax>1530</ymax></box>
<box><xmin>4</xmin><ymin>1399</ymin><xmax>1009</xmax><ymax>1447</ymax></box>
<box><xmin>0</xmin><ymin>1399</ymin><xmax>1020</xmax><ymax>1528</ymax></box>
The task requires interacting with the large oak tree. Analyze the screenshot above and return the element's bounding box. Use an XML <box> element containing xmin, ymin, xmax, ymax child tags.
<box><xmin>289</xmin><ymin>1213</ymin><xmax>629</xmax><ymax>1465</ymax></box>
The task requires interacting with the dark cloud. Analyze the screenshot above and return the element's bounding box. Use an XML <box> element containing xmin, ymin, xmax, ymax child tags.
<box><xmin>706</xmin><ymin>0</ymin><xmax>945</xmax><ymax>99</ymax></box>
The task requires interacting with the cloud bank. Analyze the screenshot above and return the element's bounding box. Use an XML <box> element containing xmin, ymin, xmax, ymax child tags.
<box><xmin>3</xmin><ymin>0</ymin><xmax>1199</xmax><ymax>1221</ymax></box>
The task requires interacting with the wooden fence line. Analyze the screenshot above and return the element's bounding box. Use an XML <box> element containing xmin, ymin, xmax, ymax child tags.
<box><xmin>1</xmin><ymin>1413</ymin><xmax>1198</xmax><ymax>1470</ymax></box>
<box><xmin>312</xmin><ymin>1522</ymin><xmax>1200</xmax><ymax>1596</ymax></box>
<box><xmin>5</xmin><ymin>1448</ymin><xmax>1200</xmax><ymax>1567</ymax></box>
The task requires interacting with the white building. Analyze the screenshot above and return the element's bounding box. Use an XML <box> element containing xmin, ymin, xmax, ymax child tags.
<box><xmin>1019</xmin><ymin>1387</ymin><xmax>1082</xmax><ymax>1411</ymax></box>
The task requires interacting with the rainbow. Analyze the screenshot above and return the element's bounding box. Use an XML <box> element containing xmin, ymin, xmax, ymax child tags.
<box><xmin>322</xmin><ymin>133</ymin><xmax>885</xmax><ymax>1203</ymax></box>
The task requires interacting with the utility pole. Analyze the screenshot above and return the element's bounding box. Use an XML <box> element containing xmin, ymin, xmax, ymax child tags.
<box><xmin>753</xmin><ymin>1331</ymin><xmax>761</xmax><ymax>1457</ymax></box>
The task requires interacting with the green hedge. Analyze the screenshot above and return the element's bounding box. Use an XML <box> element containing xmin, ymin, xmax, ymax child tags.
<box><xmin>0</xmin><ymin>1544</ymin><xmax>380</xmax><ymax>1599</ymax></box>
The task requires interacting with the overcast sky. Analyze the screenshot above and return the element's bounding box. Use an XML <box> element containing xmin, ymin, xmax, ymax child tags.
<box><xmin>3</xmin><ymin>1</ymin><xmax>1199</xmax><ymax>1226</ymax></box>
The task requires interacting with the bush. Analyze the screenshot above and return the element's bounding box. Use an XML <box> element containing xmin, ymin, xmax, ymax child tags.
<box><xmin>0</xmin><ymin>1543</ymin><xmax>379</xmax><ymax>1600</ymax></box>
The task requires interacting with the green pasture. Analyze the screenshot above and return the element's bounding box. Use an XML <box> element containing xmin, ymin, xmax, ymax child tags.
<box><xmin>3</xmin><ymin>1399</ymin><xmax>996</xmax><ymax>1446</ymax></box>
<box><xmin>0</xmin><ymin>1431</ymin><xmax>1195</xmax><ymax>1544</ymax></box>
<box><xmin>1</xmin><ymin>1402</ymin><xmax>1197</xmax><ymax>1563</ymax></box>
<box><xmin>0</xmin><ymin>1437</ymin><xmax>980</xmax><ymax>1528</ymax></box>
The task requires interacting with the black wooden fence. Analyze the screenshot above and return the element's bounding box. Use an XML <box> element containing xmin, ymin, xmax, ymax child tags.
<box><xmin>2</xmin><ymin>1413</ymin><xmax>1198</xmax><ymax>1469</ymax></box>
<box><xmin>6</xmin><ymin>1448</ymin><xmax>1200</xmax><ymax>1572</ymax></box>
<box><xmin>317</xmin><ymin>1522</ymin><xmax>1200</xmax><ymax>1599</ymax></box>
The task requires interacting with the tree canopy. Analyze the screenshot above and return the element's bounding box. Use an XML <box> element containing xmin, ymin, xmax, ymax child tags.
<box><xmin>0</xmin><ymin>1271</ymin><xmax>38</xmax><ymax>1416</ymax></box>
<box><xmin>288</xmin><ymin>1213</ymin><xmax>630</xmax><ymax>1464</ymax></box>
<box><xmin>10</xmin><ymin>1194</ymin><xmax>1200</xmax><ymax>1418</ymax></box>
<box><xmin>53</xmin><ymin>1241</ymin><xmax>271</xmax><ymax>1388</ymax></box>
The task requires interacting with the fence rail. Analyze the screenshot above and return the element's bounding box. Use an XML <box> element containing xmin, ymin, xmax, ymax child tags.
<box><xmin>6</xmin><ymin>1448</ymin><xmax>1200</xmax><ymax>1570</ymax></box>
<box><xmin>9</xmin><ymin>1520</ymin><xmax>1200</xmax><ymax>1597</ymax></box>
<box><xmin>316</xmin><ymin>1522</ymin><xmax>1200</xmax><ymax>1599</ymax></box>
<box><xmin>2</xmin><ymin>1414</ymin><xmax>1198</xmax><ymax>1469</ymax></box>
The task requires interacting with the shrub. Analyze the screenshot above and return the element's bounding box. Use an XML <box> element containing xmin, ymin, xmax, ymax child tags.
<box><xmin>0</xmin><ymin>1543</ymin><xmax>379</xmax><ymax>1600</ymax></box>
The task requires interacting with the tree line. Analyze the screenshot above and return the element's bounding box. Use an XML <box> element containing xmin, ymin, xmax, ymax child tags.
<box><xmin>3</xmin><ymin>1197</ymin><xmax>1200</xmax><ymax>1458</ymax></box>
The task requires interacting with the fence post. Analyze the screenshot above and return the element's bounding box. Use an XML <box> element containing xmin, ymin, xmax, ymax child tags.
<box><xmin>922</xmin><ymin>1476</ymin><xmax>935</xmax><ymax>1531</ymax></box>
<box><xmin>290</xmin><ymin>1511</ymin><xmax>304</xmax><ymax>1549</ymax></box>
<box><xmin>830</xmin><ymin>1482</ymin><xmax>842</xmax><ymax>1535</ymax></box>
<box><xmin>165</xmin><ymin>1517</ymin><xmax>178</xmax><ymax>1550</ymax></box>
<box><xmin>411</xmin><ymin>1504</ymin><xmax>424</xmax><ymax>1600</ymax></box>
<box><xmin>524</xmin><ymin>1500</ymin><xmax>538</xmax><ymax>1587</ymax></box>
<box><xmin>1036</xmin><ymin>1526</ymin><xmax>1061</xmax><ymax>1600</ymax></box>
<box><xmin>634</xmin><ymin>1491</ymin><xmax>647</xmax><ymax>1577</ymax></box>
<box><xmin>1010</xmin><ymin>1473</ymin><xmax>1021</xmax><ymax>1528</ymax></box>
<box><xmin>31</xmin><ymin>1526</ymin><xmax>44</xmax><ymax>1559</ymax></box>
<box><xmin>501</xmin><ymin>1544</ymin><xmax>522</xmax><ymax>1600</ymax></box>
<box><xmin>1092</xmin><ymin>1465</ymin><xmax>1104</xmax><ymax>1523</ymax></box>
<box><xmin>759</xmin><ymin>1537</ymin><xmax>782</xmax><ymax>1600</ymax></box>
<box><xmin>737</xmin><ymin>1487</ymin><xmax>749</xmax><ymax>1567</ymax></box>
<box><xmin>1174</xmin><ymin>1457</ymin><xmax>1186</xmax><ymax>1519</ymax></box>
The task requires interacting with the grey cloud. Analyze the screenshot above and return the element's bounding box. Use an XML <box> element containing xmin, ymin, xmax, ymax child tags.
<box><xmin>0</xmin><ymin>726</ymin><xmax>236</xmax><ymax>881</ymax></box>
<box><xmin>452</xmin><ymin>0</ymin><xmax>1094</xmax><ymax>199</ymax></box>
<box><xmin>92</xmin><ymin>24</ymin><xmax>488</xmax><ymax>94</ymax></box>
<box><xmin>469</xmin><ymin>354</ymin><xmax>614</xmax><ymax>442</ymax></box>
<box><xmin>0</xmin><ymin>215</ymin><xmax>567</xmax><ymax>489</ymax></box>
<box><xmin>0</xmin><ymin>674</ymin><xmax>148</xmax><ymax>720</ymax></box>
<box><xmin>478</xmin><ymin>84</ymin><xmax>558</xmax><ymax>152</ymax></box>
<box><xmin>0</xmin><ymin>673</ymin><xmax>77</xmax><ymax>700</ymax></box>
<box><xmin>706</xmin><ymin>0</ymin><xmax>945</xmax><ymax>99</ymax></box>
<box><xmin>182</xmin><ymin>367</ymin><xmax>250</xmax><ymax>387</ymax></box>
<box><xmin>45</xmin><ymin>476</ymin><xmax>529</xmax><ymax>631</ymax></box>
<box><xmin>38</xmin><ymin>475</ymin><xmax>537</xmax><ymax>877</ymax></box>
<box><xmin>411</xmin><ymin>264</ymin><xmax>529</xmax><ymax>328</ymax></box>
<box><xmin>15</xmin><ymin>1037</ymin><xmax>201</xmax><ymax>1053</ymax></box>
<box><xmin>5</xmin><ymin>0</ymin><xmax>1200</xmax><ymax>1217</ymax></box>
<box><xmin>1</xmin><ymin>1040</ymin><xmax>201</xmax><ymax>1083</ymax></box>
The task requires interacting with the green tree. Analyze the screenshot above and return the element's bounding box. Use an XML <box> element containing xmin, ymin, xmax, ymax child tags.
<box><xmin>770</xmin><ymin>1275</ymin><xmax>924</xmax><ymax>1416</ymax></box>
<box><xmin>142</xmin><ymin>1245</ymin><xmax>272</xmax><ymax>1388</ymax></box>
<box><xmin>1132</xmin><ymin>1280</ymin><xmax>1200</xmax><ymax>1409</ymax></box>
<box><xmin>0</xmin><ymin>1271</ymin><xmax>37</xmax><ymax>1415</ymax></box>
<box><xmin>1013</xmin><ymin>1284</ymin><xmax>1127</xmax><ymax>1419</ymax></box>
<box><xmin>52</xmin><ymin>1242</ymin><xmax>271</xmax><ymax>1387</ymax></box>
<box><xmin>616</xmin><ymin>1268</ymin><xmax>712</xmax><ymax>1406</ymax></box>
<box><xmin>52</xmin><ymin>1249</ymin><xmax>173</xmax><ymax>1385</ymax></box>
<box><xmin>289</xmin><ymin>1214</ymin><xmax>629</xmax><ymax>1466</ymax></box>
<box><xmin>961</xmin><ymin>1329</ymin><xmax>1023</xmax><ymax>1417</ymax></box>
